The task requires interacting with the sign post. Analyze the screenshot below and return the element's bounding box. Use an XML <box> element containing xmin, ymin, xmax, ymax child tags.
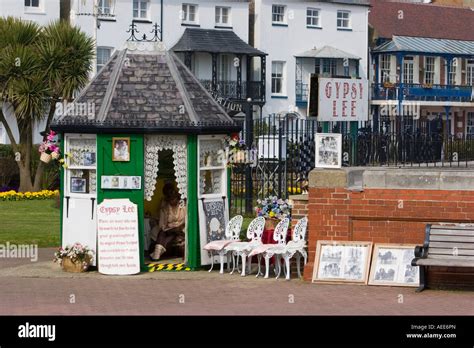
<box><xmin>97</xmin><ymin>199</ymin><xmax>140</xmax><ymax>275</ymax></box>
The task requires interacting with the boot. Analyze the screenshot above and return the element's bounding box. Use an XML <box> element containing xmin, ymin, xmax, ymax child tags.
<box><xmin>150</xmin><ymin>244</ymin><xmax>166</xmax><ymax>261</ymax></box>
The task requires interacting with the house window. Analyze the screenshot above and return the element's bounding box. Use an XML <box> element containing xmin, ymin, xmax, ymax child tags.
<box><xmin>97</xmin><ymin>47</ymin><xmax>112</xmax><ymax>72</ymax></box>
<box><xmin>218</xmin><ymin>55</ymin><xmax>231</xmax><ymax>82</ymax></box>
<box><xmin>215</xmin><ymin>6</ymin><xmax>230</xmax><ymax>26</ymax></box>
<box><xmin>98</xmin><ymin>0</ymin><xmax>112</xmax><ymax>16</ymax></box>
<box><xmin>446</xmin><ymin>58</ymin><xmax>459</xmax><ymax>85</ymax></box>
<box><xmin>467</xmin><ymin>113</ymin><xmax>474</xmax><ymax>137</ymax></box>
<box><xmin>424</xmin><ymin>56</ymin><xmax>435</xmax><ymax>85</ymax></box>
<box><xmin>306</xmin><ymin>8</ymin><xmax>320</xmax><ymax>27</ymax></box>
<box><xmin>272</xmin><ymin>5</ymin><xmax>286</xmax><ymax>24</ymax></box>
<box><xmin>380</xmin><ymin>54</ymin><xmax>391</xmax><ymax>83</ymax></box>
<box><xmin>182</xmin><ymin>4</ymin><xmax>198</xmax><ymax>24</ymax></box>
<box><xmin>403</xmin><ymin>56</ymin><xmax>414</xmax><ymax>85</ymax></box>
<box><xmin>133</xmin><ymin>0</ymin><xmax>149</xmax><ymax>19</ymax></box>
<box><xmin>24</xmin><ymin>0</ymin><xmax>39</xmax><ymax>8</ymax></box>
<box><xmin>271</xmin><ymin>61</ymin><xmax>285</xmax><ymax>95</ymax></box>
<box><xmin>467</xmin><ymin>59</ymin><xmax>474</xmax><ymax>86</ymax></box>
<box><xmin>337</xmin><ymin>10</ymin><xmax>351</xmax><ymax>29</ymax></box>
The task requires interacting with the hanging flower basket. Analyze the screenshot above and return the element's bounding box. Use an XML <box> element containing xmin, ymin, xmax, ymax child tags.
<box><xmin>62</xmin><ymin>257</ymin><xmax>89</xmax><ymax>273</ymax></box>
<box><xmin>51</xmin><ymin>152</ymin><xmax>60</xmax><ymax>160</ymax></box>
<box><xmin>40</xmin><ymin>152</ymin><xmax>52</xmax><ymax>163</ymax></box>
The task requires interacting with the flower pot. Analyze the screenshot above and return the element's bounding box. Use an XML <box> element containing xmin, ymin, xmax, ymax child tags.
<box><xmin>62</xmin><ymin>257</ymin><xmax>88</xmax><ymax>273</ymax></box>
<box><xmin>40</xmin><ymin>152</ymin><xmax>52</xmax><ymax>163</ymax></box>
<box><xmin>51</xmin><ymin>152</ymin><xmax>60</xmax><ymax>160</ymax></box>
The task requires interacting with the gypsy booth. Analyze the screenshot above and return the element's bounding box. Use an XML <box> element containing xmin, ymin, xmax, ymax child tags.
<box><xmin>51</xmin><ymin>40</ymin><xmax>240</xmax><ymax>273</ymax></box>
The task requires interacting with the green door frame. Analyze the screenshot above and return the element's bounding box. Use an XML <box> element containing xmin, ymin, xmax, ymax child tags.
<box><xmin>186</xmin><ymin>134</ymin><xmax>200</xmax><ymax>269</ymax></box>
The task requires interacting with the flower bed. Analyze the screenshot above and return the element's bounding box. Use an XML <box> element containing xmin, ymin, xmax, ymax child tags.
<box><xmin>0</xmin><ymin>189</ymin><xmax>59</xmax><ymax>201</ymax></box>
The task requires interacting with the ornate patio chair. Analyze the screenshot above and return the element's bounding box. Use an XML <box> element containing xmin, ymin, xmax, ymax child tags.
<box><xmin>280</xmin><ymin>217</ymin><xmax>308</xmax><ymax>280</ymax></box>
<box><xmin>249</xmin><ymin>218</ymin><xmax>290</xmax><ymax>279</ymax></box>
<box><xmin>224</xmin><ymin>216</ymin><xmax>265</xmax><ymax>277</ymax></box>
<box><xmin>203</xmin><ymin>215</ymin><xmax>243</xmax><ymax>274</ymax></box>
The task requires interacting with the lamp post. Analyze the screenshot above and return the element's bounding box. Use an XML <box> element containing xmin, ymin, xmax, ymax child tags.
<box><xmin>244</xmin><ymin>98</ymin><xmax>254</xmax><ymax>214</ymax></box>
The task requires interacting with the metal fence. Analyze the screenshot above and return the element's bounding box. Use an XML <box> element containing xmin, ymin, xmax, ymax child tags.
<box><xmin>229</xmin><ymin>113</ymin><xmax>474</xmax><ymax>216</ymax></box>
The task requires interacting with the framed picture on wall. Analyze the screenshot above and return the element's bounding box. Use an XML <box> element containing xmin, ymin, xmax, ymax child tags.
<box><xmin>368</xmin><ymin>244</ymin><xmax>419</xmax><ymax>287</ymax></box>
<box><xmin>312</xmin><ymin>240</ymin><xmax>373</xmax><ymax>284</ymax></box>
<box><xmin>315</xmin><ymin>133</ymin><xmax>342</xmax><ymax>169</ymax></box>
<box><xmin>70</xmin><ymin>177</ymin><xmax>87</xmax><ymax>193</ymax></box>
<box><xmin>112</xmin><ymin>137</ymin><xmax>130</xmax><ymax>162</ymax></box>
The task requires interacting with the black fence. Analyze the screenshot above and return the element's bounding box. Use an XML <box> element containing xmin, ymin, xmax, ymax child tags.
<box><xmin>229</xmin><ymin>114</ymin><xmax>474</xmax><ymax>216</ymax></box>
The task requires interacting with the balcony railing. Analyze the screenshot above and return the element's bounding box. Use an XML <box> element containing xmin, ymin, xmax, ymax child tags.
<box><xmin>199</xmin><ymin>80</ymin><xmax>265</xmax><ymax>102</ymax></box>
<box><xmin>372</xmin><ymin>83</ymin><xmax>474</xmax><ymax>102</ymax></box>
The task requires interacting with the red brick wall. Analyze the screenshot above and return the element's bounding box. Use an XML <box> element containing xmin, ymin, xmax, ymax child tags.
<box><xmin>303</xmin><ymin>187</ymin><xmax>474</xmax><ymax>286</ymax></box>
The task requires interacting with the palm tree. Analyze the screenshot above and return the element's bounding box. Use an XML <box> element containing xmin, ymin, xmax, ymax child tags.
<box><xmin>0</xmin><ymin>17</ymin><xmax>94</xmax><ymax>192</ymax></box>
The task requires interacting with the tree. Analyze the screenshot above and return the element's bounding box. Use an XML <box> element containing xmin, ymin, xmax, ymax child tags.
<box><xmin>0</xmin><ymin>18</ymin><xmax>94</xmax><ymax>192</ymax></box>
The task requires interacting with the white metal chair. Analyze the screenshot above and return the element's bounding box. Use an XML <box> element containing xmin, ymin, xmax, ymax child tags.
<box><xmin>203</xmin><ymin>215</ymin><xmax>243</xmax><ymax>274</ymax></box>
<box><xmin>224</xmin><ymin>216</ymin><xmax>265</xmax><ymax>276</ymax></box>
<box><xmin>280</xmin><ymin>217</ymin><xmax>308</xmax><ymax>280</ymax></box>
<box><xmin>249</xmin><ymin>217</ymin><xmax>290</xmax><ymax>279</ymax></box>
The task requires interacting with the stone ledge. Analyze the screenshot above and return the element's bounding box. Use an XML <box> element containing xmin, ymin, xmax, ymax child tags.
<box><xmin>289</xmin><ymin>194</ymin><xmax>308</xmax><ymax>201</ymax></box>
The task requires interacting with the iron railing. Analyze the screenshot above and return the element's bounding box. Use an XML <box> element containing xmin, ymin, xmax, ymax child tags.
<box><xmin>199</xmin><ymin>79</ymin><xmax>265</xmax><ymax>102</ymax></box>
<box><xmin>230</xmin><ymin>113</ymin><xmax>474</xmax><ymax>215</ymax></box>
<box><xmin>372</xmin><ymin>83</ymin><xmax>474</xmax><ymax>102</ymax></box>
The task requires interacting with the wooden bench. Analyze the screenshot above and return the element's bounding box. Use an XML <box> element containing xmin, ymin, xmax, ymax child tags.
<box><xmin>412</xmin><ymin>224</ymin><xmax>474</xmax><ymax>292</ymax></box>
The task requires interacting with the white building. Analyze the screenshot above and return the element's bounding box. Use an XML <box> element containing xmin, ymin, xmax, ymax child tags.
<box><xmin>252</xmin><ymin>0</ymin><xmax>370</xmax><ymax>117</ymax></box>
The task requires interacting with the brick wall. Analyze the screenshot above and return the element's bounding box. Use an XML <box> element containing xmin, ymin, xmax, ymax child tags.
<box><xmin>303</xmin><ymin>168</ymin><xmax>474</xmax><ymax>289</ymax></box>
<box><xmin>289</xmin><ymin>194</ymin><xmax>308</xmax><ymax>227</ymax></box>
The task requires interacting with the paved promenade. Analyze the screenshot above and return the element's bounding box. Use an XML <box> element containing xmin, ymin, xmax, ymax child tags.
<box><xmin>0</xmin><ymin>249</ymin><xmax>472</xmax><ymax>315</ymax></box>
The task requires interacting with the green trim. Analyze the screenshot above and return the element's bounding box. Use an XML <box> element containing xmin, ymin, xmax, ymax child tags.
<box><xmin>59</xmin><ymin>133</ymin><xmax>64</xmax><ymax>246</ymax></box>
<box><xmin>322</xmin><ymin>122</ymin><xmax>329</xmax><ymax>133</ymax></box>
<box><xmin>97</xmin><ymin>134</ymin><xmax>146</xmax><ymax>272</ymax></box>
<box><xmin>350</xmin><ymin>121</ymin><xmax>358</xmax><ymax>164</ymax></box>
<box><xmin>186</xmin><ymin>134</ymin><xmax>200</xmax><ymax>269</ymax></box>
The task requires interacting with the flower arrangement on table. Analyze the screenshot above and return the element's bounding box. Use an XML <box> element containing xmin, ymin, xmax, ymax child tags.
<box><xmin>39</xmin><ymin>130</ymin><xmax>61</xmax><ymax>163</ymax></box>
<box><xmin>225</xmin><ymin>133</ymin><xmax>249</xmax><ymax>166</ymax></box>
<box><xmin>54</xmin><ymin>243</ymin><xmax>94</xmax><ymax>273</ymax></box>
<box><xmin>256</xmin><ymin>196</ymin><xmax>292</xmax><ymax>229</ymax></box>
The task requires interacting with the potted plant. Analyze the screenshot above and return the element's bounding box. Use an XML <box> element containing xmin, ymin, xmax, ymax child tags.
<box><xmin>255</xmin><ymin>196</ymin><xmax>292</xmax><ymax>230</ymax></box>
<box><xmin>39</xmin><ymin>130</ymin><xmax>61</xmax><ymax>163</ymax></box>
<box><xmin>54</xmin><ymin>243</ymin><xmax>94</xmax><ymax>273</ymax></box>
<box><xmin>225</xmin><ymin>133</ymin><xmax>248</xmax><ymax>166</ymax></box>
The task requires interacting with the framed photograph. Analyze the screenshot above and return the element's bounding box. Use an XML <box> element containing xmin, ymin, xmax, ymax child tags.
<box><xmin>70</xmin><ymin>177</ymin><xmax>87</xmax><ymax>193</ymax></box>
<box><xmin>315</xmin><ymin>133</ymin><xmax>342</xmax><ymax>169</ymax></box>
<box><xmin>101</xmin><ymin>176</ymin><xmax>141</xmax><ymax>190</ymax></box>
<box><xmin>112</xmin><ymin>137</ymin><xmax>130</xmax><ymax>162</ymax></box>
<box><xmin>368</xmin><ymin>244</ymin><xmax>420</xmax><ymax>287</ymax></box>
<box><xmin>312</xmin><ymin>240</ymin><xmax>373</xmax><ymax>284</ymax></box>
<box><xmin>83</xmin><ymin>152</ymin><xmax>96</xmax><ymax>166</ymax></box>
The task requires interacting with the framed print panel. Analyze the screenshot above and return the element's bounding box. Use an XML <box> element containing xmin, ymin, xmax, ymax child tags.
<box><xmin>112</xmin><ymin>137</ymin><xmax>130</xmax><ymax>162</ymax></box>
<box><xmin>315</xmin><ymin>133</ymin><xmax>342</xmax><ymax>169</ymax></box>
<box><xmin>368</xmin><ymin>244</ymin><xmax>420</xmax><ymax>287</ymax></box>
<box><xmin>312</xmin><ymin>240</ymin><xmax>373</xmax><ymax>284</ymax></box>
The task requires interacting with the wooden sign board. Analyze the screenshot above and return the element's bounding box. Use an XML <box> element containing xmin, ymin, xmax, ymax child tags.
<box><xmin>97</xmin><ymin>199</ymin><xmax>140</xmax><ymax>275</ymax></box>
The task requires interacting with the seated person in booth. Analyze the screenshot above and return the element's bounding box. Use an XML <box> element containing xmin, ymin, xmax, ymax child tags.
<box><xmin>149</xmin><ymin>183</ymin><xmax>186</xmax><ymax>261</ymax></box>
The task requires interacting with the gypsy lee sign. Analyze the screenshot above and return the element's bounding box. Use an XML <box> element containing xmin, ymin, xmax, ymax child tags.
<box><xmin>318</xmin><ymin>77</ymin><xmax>368</xmax><ymax>122</ymax></box>
<box><xmin>97</xmin><ymin>199</ymin><xmax>140</xmax><ymax>275</ymax></box>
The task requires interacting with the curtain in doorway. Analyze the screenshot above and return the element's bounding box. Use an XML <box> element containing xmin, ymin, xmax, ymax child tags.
<box><xmin>144</xmin><ymin>135</ymin><xmax>187</xmax><ymax>202</ymax></box>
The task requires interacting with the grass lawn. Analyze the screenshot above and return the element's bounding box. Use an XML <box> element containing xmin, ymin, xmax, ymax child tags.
<box><xmin>0</xmin><ymin>200</ymin><xmax>60</xmax><ymax>247</ymax></box>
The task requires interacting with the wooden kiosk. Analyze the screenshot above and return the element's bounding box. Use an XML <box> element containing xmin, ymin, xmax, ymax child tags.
<box><xmin>51</xmin><ymin>40</ymin><xmax>240</xmax><ymax>272</ymax></box>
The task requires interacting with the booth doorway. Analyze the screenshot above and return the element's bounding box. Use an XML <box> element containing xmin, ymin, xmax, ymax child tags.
<box><xmin>144</xmin><ymin>149</ymin><xmax>186</xmax><ymax>264</ymax></box>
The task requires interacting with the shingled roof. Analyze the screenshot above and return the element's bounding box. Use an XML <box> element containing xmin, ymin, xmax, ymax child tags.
<box><xmin>52</xmin><ymin>41</ymin><xmax>240</xmax><ymax>134</ymax></box>
<box><xmin>369</xmin><ymin>0</ymin><xmax>474</xmax><ymax>41</ymax></box>
<box><xmin>171</xmin><ymin>28</ymin><xmax>266</xmax><ymax>56</ymax></box>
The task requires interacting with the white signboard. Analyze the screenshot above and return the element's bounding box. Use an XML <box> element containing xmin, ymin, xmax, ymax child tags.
<box><xmin>97</xmin><ymin>199</ymin><xmax>140</xmax><ymax>275</ymax></box>
<box><xmin>318</xmin><ymin>77</ymin><xmax>368</xmax><ymax>121</ymax></box>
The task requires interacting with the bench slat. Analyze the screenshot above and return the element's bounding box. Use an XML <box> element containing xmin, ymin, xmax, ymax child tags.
<box><xmin>431</xmin><ymin>225</ymin><xmax>474</xmax><ymax>230</ymax></box>
<box><xmin>427</xmin><ymin>248</ymin><xmax>474</xmax><ymax>256</ymax></box>
<box><xmin>429</xmin><ymin>241</ymin><xmax>474</xmax><ymax>249</ymax></box>
<box><xmin>427</xmin><ymin>254</ymin><xmax>474</xmax><ymax>261</ymax></box>
<box><xmin>429</xmin><ymin>235</ymin><xmax>474</xmax><ymax>243</ymax></box>
<box><xmin>414</xmin><ymin>258</ymin><xmax>474</xmax><ymax>267</ymax></box>
<box><xmin>430</xmin><ymin>229</ymin><xmax>474</xmax><ymax>236</ymax></box>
